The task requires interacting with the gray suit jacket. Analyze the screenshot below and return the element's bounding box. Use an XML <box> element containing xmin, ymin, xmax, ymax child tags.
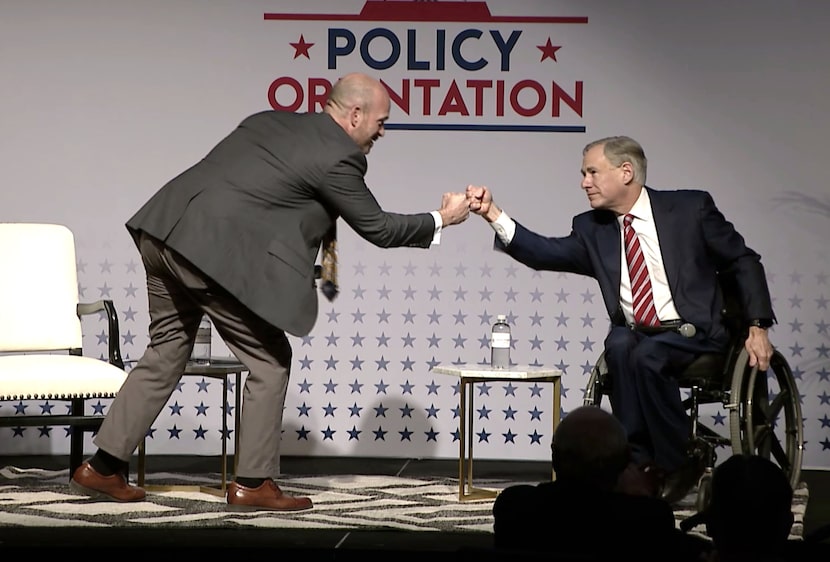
<box><xmin>498</xmin><ymin>188</ymin><xmax>774</xmax><ymax>342</ymax></box>
<box><xmin>127</xmin><ymin>110</ymin><xmax>435</xmax><ymax>336</ymax></box>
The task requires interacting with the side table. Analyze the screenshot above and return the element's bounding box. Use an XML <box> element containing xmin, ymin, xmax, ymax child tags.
<box><xmin>137</xmin><ymin>357</ymin><xmax>246</xmax><ymax>496</ymax></box>
<box><xmin>432</xmin><ymin>363</ymin><xmax>562</xmax><ymax>501</ymax></box>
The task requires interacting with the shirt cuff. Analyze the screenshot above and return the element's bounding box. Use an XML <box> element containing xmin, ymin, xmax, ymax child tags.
<box><xmin>430</xmin><ymin>210</ymin><xmax>443</xmax><ymax>245</ymax></box>
<box><xmin>491</xmin><ymin>209</ymin><xmax>516</xmax><ymax>245</ymax></box>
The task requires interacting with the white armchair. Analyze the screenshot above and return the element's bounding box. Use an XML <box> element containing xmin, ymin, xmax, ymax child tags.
<box><xmin>0</xmin><ymin>223</ymin><xmax>143</xmax><ymax>478</ymax></box>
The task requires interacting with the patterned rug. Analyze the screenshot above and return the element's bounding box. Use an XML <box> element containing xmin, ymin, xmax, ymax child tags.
<box><xmin>0</xmin><ymin>465</ymin><xmax>808</xmax><ymax>540</ymax></box>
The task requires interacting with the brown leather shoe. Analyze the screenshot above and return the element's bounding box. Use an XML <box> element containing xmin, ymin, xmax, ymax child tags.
<box><xmin>227</xmin><ymin>479</ymin><xmax>313</xmax><ymax>512</ymax></box>
<box><xmin>69</xmin><ymin>461</ymin><xmax>146</xmax><ymax>502</ymax></box>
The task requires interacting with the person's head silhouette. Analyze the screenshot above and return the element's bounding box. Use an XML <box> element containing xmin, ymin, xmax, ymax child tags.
<box><xmin>704</xmin><ymin>454</ymin><xmax>794</xmax><ymax>559</ymax></box>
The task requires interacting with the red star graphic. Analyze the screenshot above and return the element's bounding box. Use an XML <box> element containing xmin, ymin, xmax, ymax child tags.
<box><xmin>537</xmin><ymin>38</ymin><xmax>561</xmax><ymax>62</ymax></box>
<box><xmin>290</xmin><ymin>34</ymin><xmax>314</xmax><ymax>59</ymax></box>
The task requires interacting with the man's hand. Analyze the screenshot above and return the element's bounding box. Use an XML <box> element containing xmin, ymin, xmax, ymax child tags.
<box><xmin>466</xmin><ymin>184</ymin><xmax>501</xmax><ymax>222</ymax></box>
<box><xmin>438</xmin><ymin>192</ymin><xmax>470</xmax><ymax>226</ymax></box>
<box><xmin>745</xmin><ymin>326</ymin><xmax>774</xmax><ymax>371</ymax></box>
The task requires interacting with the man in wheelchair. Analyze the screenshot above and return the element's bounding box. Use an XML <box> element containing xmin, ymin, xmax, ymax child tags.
<box><xmin>466</xmin><ymin>135</ymin><xmax>776</xmax><ymax>504</ymax></box>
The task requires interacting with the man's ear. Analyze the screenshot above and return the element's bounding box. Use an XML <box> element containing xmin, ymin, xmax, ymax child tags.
<box><xmin>620</xmin><ymin>161</ymin><xmax>634</xmax><ymax>184</ymax></box>
<box><xmin>349</xmin><ymin>106</ymin><xmax>362</xmax><ymax>128</ymax></box>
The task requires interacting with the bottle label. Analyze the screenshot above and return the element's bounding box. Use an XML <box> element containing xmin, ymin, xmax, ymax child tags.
<box><xmin>491</xmin><ymin>333</ymin><xmax>510</xmax><ymax>348</ymax></box>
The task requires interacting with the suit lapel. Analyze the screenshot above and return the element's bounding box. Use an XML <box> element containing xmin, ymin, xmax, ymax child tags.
<box><xmin>596</xmin><ymin>212</ymin><xmax>622</xmax><ymax>307</ymax></box>
<box><xmin>648</xmin><ymin>188</ymin><xmax>680</xmax><ymax>297</ymax></box>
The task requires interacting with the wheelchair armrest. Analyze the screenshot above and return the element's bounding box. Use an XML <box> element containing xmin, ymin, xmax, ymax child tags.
<box><xmin>76</xmin><ymin>299</ymin><xmax>125</xmax><ymax>370</ymax></box>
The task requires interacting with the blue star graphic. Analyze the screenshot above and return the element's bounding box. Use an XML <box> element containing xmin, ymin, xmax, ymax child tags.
<box><xmin>401</xmin><ymin>332</ymin><xmax>416</xmax><ymax>347</ymax></box>
<box><xmin>476</xmin><ymin>428</ymin><xmax>491</xmax><ymax>443</ymax></box>
<box><xmin>352</xmin><ymin>262</ymin><xmax>366</xmax><ymax>275</ymax></box>
<box><xmin>399</xmin><ymin>427</ymin><xmax>413</xmax><ymax>441</ymax></box>
<box><xmin>555</xmin><ymin>312</ymin><xmax>569</xmax><ymax>326</ymax></box>
<box><xmin>403</xmin><ymin>261</ymin><xmax>417</xmax><ymax>276</ymax></box>
<box><xmin>322</xmin><ymin>402</ymin><xmax>337</xmax><ymax>417</ymax></box>
<box><xmin>39</xmin><ymin>402</ymin><xmax>54</xmax><ymax>414</ymax></box>
<box><xmin>477</xmin><ymin>382</ymin><xmax>493</xmax><ymax>396</ymax></box>
<box><xmin>377</xmin><ymin>285</ymin><xmax>391</xmax><ymax>299</ymax></box>
<box><xmin>428</xmin><ymin>333</ymin><xmax>441</xmax><ymax>348</ymax></box>
<box><xmin>373</xmin><ymin>426</ymin><xmax>387</xmax><ymax>440</ymax></box>
<box><xmin>479</xmin><ymin>287</ymin><xmax>493</xmax><ymax>301</ymax></box>
<box><xmin>453</xmin><ymin>286</ymin><xmax>467</xmax><ymax>301</ymax></box>
<box><xmin>375</xmin><ymin>380</ymin><xmax>389</xmax><ymax>394</ymax></box>
<box><xmin>426</xmin><ymin>356</ymin><xmax>440</xmax><ymax>369</ymax></box>
<box><xmin>477</xmin><ymin>405</ymin><xmax>492</xmax><ymax>419</ymax></box>
<box><xmin>352</xmin><ymin>286</ymin><xmax>366</xmax><ymax>299</ymax></box>
<box><xmin>424</xmin><ymin>428</ymin><xmax>439</xmax><ymax>442</ymax></box>
<box><xmin>426</xmin><ymin>380</ymin><xmax>440</xmax><ymax>394</ymax></box>
<box><xmin>296</xmin><ymin>426</ymin><xmax>310</xmax><ymax>440</ymax></box>
<box><xmin>453</xmin><ymin>310</ymin><xmax>467</xmax><ymax>324</ymax></box>
<box><xmin>325</xmin><ymin>331</ymin><xmax>339</xmax><ymax>346</ymax></box>
<box><xmin>403</xmin><ymin>285</ymin><xmax>416</xmax><ymax>300</ymax></box>
<box><xmin>38</xmin><ymin>426</ymin><xmax>52</xmax><ymax>437</ymax></box>
<box><xmin>351</xmin><ymin>308</ymin><xmax>365</xmax><ymax>323</ymax></box>
<box><xmin>427</xmin><ymin>309</ymin><xmax>442</xmax><ymax>324</ymax></box>
<box><xmin>169</xmin><ymin>402</ymin><xmax>183</xmax><ymax>415</ymax></box>
<box><xmin>195</xmin><ymin>378</ymin><xmax>210</xmax><ymax>393</ymax></box>
<box><xmin>376</xmin><ymin>309</ymin><xmax>391</xmax><ymax>323</ymax></box>
<box><xmin>425</xmin><ymin>404</ymin><xmax>440</xmax><ymax>418</ymax></box>
<box><xmin>347</xmin><ymin>426</ymin><xmax>361</xmax><ymax>440</ymax></box>
<box><xmin>505</xmin><ymin>287</ymin><xmax>518</xmax><ymax>302</ymax></box>
<box><xmin>529</xmin><ymin>311</ymin><xmax>544</xmax><ymax>326</ymax></box>
<box><xmin>503</xmin><ymin>406</ymin><xmax>517</xmax><ymax>420</ymax></box>
<box><xmin>400</xmin><ymin>403</ymin><xmax>414</xmax><ymax>417</ymax></box>
<box><xmin>193</xmin><ymin>425</ymin><xmax>208</xmax><ymax>439</ymax></box>
<box><xmin>324</xmin><ymin>379</ymin><xmax>338</xmax><ymax>393</ymax></box>
<box><xmin>195</xmin><ymin>402</ymin><xmax>208</xmax><ymax>416</ymax></box>
<box><xmin>167</xmin><ymin>425</ymin><xmax>182</xmax><ymax>439</ymax></box>
<box><xmin>297</xmin><ymin>378</ymin><xmax>312</xmax><ymax>393</ymax></box>
<box><xmin>321</xmin><ymin>426</ymin><xmax>336</xmax><ymax>440</ymax></box>
<box><xmin>375</xmin><ymin>332</ymin><xmax>390</xmax><ymax>347</ymax></box>
<box><xmin>374</xmin><ymin>403</ymin><xmax>388</xmax><ymax>417</ymax></box>
<box><xmin>324</xmin><ymin>355</ymin><xmax>338</xmax><ymax>370</ymax></box>
<box><xmin>502</xmin><ymin>429</ymin><xmax>517</xmax><ymax>443</ymax></box>
<box><xmin>299</xmin><ymin>355</ymin><xmax>313</xmax><ymax>369</ymax></box>
<box><xmin>349</xmin><ymin>403</ymin><xmax>362</xmax><ymax>417</ymax></box>
<box><xmin>401</xmin><ymin>356</ymin><xmax>415</xmax><ymax>370</ymax></box>
<box><xmin>402</xmin><ymin>309</ymin><xmax>416</xmax><ymax>323</ymax></box>
<box><xmin>529</xmin><ymin>335</ymin><xmax>544</xmax><ymax>350</ymax></box>
<box><xmin>375</xmin><ymin>356</ymin><xmax>389</xmax><ymax>370</ymax></box>
<box><xmin>478</xmin><ymin>311</ymin><xmax>493</xmax><ymax>326</ymax></box>
<box><xmin>297</xmin><ymin>402</ymin><xmax>311</xmax><ymax>417</ymax></box>
<box><xmin>326</xmin><ymin>309</ymin><xmax>339</xmax><ymax>323</ymax></box>
<box><xmin>378</xmin><ymin>262</ymin><xmax>392</xmax><ymax>276</ymax></box>
<box><xmin>350</xmin><ymin>355</ymin><xmax>364</xmax><ymax>370</ymax></box>
<box><xmin>504</xmin><ymin>264</ymin><xmax>518</xmax><ymax>278</ymax></box>
<box><xmin>400</xmin><ymin>380</ymin><xmax>415</xmax><ymax>394</ymax></box>
<box><xmin>452</xmin><ymin>333</ymin><xmax>467</xmax><ymax>348</ymax></box>
<box><xmin>528</xmin><ymin>406</ymin><xmax>543</xmax><ymax>421</ymax></box>
<box><xmin>349</xmin><ymin>379</ymin><xmax>363</xmax><ymax>393</ymax></box>
<box><xmin>301</xmin><ymin>335</ymin><xmax>314</xmax><ymax>346</ymax></box>
<box><xmin>528</xmin><ymin>430</ymin><xmax>544</xmax><ymax>444</ymax></box>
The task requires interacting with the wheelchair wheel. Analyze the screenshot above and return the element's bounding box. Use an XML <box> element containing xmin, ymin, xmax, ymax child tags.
<box><xmin>728</xmin><ymin>348</ymin><xmax>804</xmax><ymax>489</ymax></box>
<box><xmin>583</xmin><ymin>353</ymin><xmax>608</xmax><ymax>407</ymax></box>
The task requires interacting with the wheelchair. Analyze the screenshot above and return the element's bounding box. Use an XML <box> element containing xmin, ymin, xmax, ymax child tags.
<box><xmin>582</xmin><ymin>284</ymin><xmax>804</xmax><ymax>512</ymax></box>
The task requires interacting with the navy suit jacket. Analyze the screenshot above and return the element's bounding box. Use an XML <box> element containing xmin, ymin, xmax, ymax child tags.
<box><xmin>498</xmin><ymin>188</ymin><xmax>774</xmax><ymax>342</ymax></box>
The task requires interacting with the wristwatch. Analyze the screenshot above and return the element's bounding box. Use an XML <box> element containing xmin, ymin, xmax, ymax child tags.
<box><xmin>748</xmin><ymin>318</ymin><xmax>773</xmax><ymax>329</ymax></box>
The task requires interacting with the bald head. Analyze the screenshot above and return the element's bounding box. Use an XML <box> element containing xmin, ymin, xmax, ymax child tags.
<box><xmin>324</xmin><ymin>73</ymin><xmax>390</xmax><ymax>154</ymax></box>
<box><xmin>553</xmin><ymin>406</ymin><xmax>630</xmax><ymax>488</ymax></box>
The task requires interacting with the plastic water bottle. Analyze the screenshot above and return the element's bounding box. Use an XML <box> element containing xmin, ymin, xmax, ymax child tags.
<box><xmin>490</xmin><ymin>314</ymin><xmax>511</xmax><ymax>369</ymax></box>
<box><xmin>190</xmin><ymin>315</ymin><xmax>212</xmax><ymax>364</ymax></box>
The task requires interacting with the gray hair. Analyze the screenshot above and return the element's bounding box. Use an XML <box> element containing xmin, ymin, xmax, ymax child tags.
<box><xmin>584</xmin><ymin>136</ymin><xmax>647</xmax><ymax>185</ymax></box>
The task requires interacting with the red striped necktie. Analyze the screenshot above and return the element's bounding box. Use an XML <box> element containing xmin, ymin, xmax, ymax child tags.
<box><xmin>623</xmin><ymin>213</ymin><xmax>660</xmax><ymax>327</ymax></box>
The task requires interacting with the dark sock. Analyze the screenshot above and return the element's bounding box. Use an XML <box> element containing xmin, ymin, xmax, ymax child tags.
<box><xmin>235</xmin><ymin>477</ymin><xmax>265</xmax><ymax>488</ymax></box>
<box><xmin>89</xmin><ymin>449</ymin><xmax>127</xmax><ymax>476</ymax></box>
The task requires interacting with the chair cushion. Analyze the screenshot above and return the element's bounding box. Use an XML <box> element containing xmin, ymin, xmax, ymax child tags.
<box><xmin>0</xmin><ymin>355</ymin><xmax>127</xmax><ymax>400</ymax></box>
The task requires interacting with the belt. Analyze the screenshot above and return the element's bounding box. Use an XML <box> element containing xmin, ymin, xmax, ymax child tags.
<box><xmin>629</xmin><ymin>320</ymin><xmax>697</xmax><ymax>338</ymax></box>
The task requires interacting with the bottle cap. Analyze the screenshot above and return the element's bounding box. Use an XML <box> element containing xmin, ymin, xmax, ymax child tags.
<box><xmin>496</xmin><ymin>314</ymin><xmax>506</xmax><ymax>321</ymax></box>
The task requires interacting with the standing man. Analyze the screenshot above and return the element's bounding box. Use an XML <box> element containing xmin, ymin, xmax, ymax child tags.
<box><xmin>466</xmin><ymin>136</ymin><xmax>775</xmax><ymax>503</ymax></box>
<box><xmin>70</xmin><ymin>73</ymin><xmax>471</xmax><ymax>511</ymax></box>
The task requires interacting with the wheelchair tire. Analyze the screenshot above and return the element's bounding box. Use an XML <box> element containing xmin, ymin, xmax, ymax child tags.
<box><xmin>728</xmin><ymin>348</ymin><xmax>804</xmax><ymax>489</ymax></box>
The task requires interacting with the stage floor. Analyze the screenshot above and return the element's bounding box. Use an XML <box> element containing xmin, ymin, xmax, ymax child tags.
<box><xmin>1</xmin><ymin>454</ymin><xmax>828</xmax><ymax>555</ymax></box>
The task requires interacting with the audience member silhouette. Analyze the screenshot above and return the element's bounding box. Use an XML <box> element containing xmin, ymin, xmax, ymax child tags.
<box><xmin>699</xmin><ymin>454</ymin><xmax>795</xmax><ymax>562</ymax></box>
<box><xmin>492</xmin><ymin>405</ymin><xmax>710</xmax><ymax>561</ymax></box>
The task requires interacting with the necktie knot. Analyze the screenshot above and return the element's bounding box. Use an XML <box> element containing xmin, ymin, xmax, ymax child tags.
<box><xmin>624</xmin><ymin>213</ymin><xmax>634</xmax><ymax>228</ymax></box>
